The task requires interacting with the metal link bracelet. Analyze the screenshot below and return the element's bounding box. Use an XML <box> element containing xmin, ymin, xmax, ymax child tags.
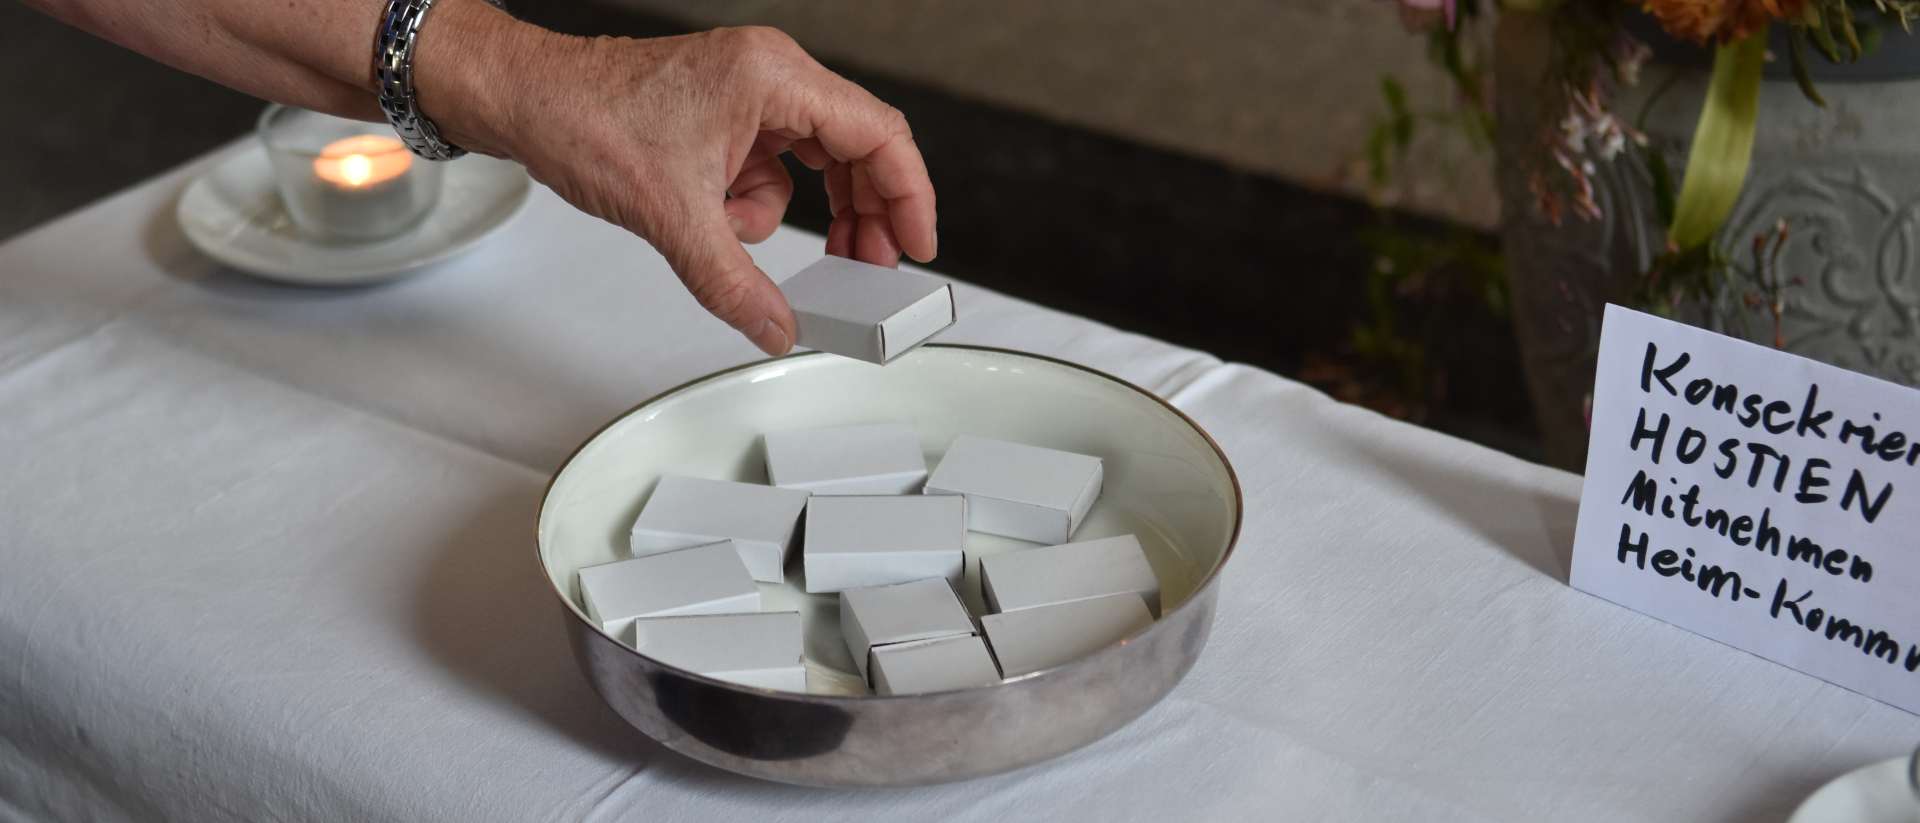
<box><xmin>373</xmin><ymin>0</ymin><xmax>503</xmax><ymax>161</ymax></box>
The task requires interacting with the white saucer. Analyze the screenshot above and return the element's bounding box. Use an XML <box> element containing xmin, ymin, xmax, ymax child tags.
<box><xmin>176</xmin><ymin>143</ymin><xmax>532</xmax><ymax>285</ymax></box>
<box><xmin>1789</xmin><ymin>757</ymin><xmax>1920</xmax><ymax>823</ymax></box>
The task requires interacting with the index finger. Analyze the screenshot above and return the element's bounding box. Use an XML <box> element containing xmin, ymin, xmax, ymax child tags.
<box><xmin>856</xmin><ymin>136</ymin><xmax>936</xmax><ymax>263</ymax></box>
<box><xmin>764</xmin><ymin>67</ymin><xmax>937</xmax><ymax>262</ymax></box>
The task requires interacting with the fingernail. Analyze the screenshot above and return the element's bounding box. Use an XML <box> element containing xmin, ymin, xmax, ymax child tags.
<box><xmin>728</xmin><ymin>215</ymin><xmax>746</xmax><ymax>236</ymax></box>
<box><xmin>743</xmin><ymin>318</ymin><xmax>790</xmax><ymax>357</ymax></box>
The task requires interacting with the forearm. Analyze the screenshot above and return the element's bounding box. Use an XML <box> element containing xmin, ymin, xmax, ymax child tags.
<box><xmin>18</xmin><ymin>0</ymin><xmax>540</xmax><ymax>136</ymax></box>
<box><xmin>22</xmin><ymin>0</ymin><xmax>936</xmax><ymax>357</ymax></box>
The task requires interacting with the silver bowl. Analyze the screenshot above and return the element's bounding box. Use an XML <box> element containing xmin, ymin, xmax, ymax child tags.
<box><xmin>537</xmin><ymin>346</ymin><xmax>1241</xmax><ymax>786</ymax></box>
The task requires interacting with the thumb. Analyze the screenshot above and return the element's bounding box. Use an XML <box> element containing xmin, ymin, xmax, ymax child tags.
<box><xmin>654</xmin><ymin>209</ymin><xmax>796</xmax><ymax>357</ymax></box>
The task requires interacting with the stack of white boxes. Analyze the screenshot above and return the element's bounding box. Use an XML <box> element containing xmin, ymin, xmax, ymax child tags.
<box><xmin>584</xmin><ymin>424</ymin><xmax>1164</xmax><ymax>696</ymax></box>
<box><xmin>629</xmin><ymin>475</ymin><xmax>811</xmax><ymax>583</ymax></box>
<box><xmin>575</xmin><ymin>473</ymin><xmax>816</xmax><ymax>692</ymax></box>
<box><xmin>976</xmin><ymin>534</ymin><xmax>1161</xmax><ymax>678</ymax></box>
<box><xmin>923</xmin><ymin>435</ymin><xmax>1104</xmax><ymax>545</ymax></box>
<box><xmin>840</xmin><ymin>578</ymin><xmax>999</xmax><ymax>695</ymax></box>
<box><xmin>577</xmin><ymin>537</ymin><xmax>806</xmax><ymax>691</ymax></box>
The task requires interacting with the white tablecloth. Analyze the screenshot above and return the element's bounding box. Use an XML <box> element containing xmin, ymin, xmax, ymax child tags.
<box><xmin>1</xmin><ymin>141</ymin><xmax>1914</xmax><ymax>823</ymax></box>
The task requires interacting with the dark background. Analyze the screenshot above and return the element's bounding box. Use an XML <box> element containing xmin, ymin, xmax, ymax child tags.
<box><xmin>0</xmin><ymin>0</ymin><xmax>1542</xmax><ymax>462</ymax></box>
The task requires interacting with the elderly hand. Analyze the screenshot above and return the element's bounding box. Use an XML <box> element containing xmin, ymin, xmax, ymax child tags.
<box><xmin>418</xmin><ymin>5</ymin><xmax>938</xmax><ymax>355</ymax></box>
<box><xmin>23</xmin><ymin>0</ymin><xmax>935</xmax><ymax>356</ymax></box>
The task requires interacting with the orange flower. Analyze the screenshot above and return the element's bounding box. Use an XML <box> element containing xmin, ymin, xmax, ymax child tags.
<box><xmin>1635</xmin><ymin>0</ymin><xmax>1803</xmax><ymax>44</ymax></box>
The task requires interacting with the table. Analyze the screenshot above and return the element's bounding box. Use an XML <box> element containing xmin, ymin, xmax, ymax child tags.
<box><xmin>1</xmin><ymin>141</ymin><xmax>1914</xmax><ymax>823</ymax></box>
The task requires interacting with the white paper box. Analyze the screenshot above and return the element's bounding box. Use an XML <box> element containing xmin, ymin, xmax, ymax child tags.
<box><xmin>778</xmin><ymin>255</ymin><xmax>956</xmax><ymax>365</ymax></box>
<box><xmin>764</xmin><ymin>422</ymin><xmax>928</xmax><ymax>495</ymax></box>
<box><xmin>840</xmin><ymin>577</ymin><xmax>976</xmax><ymax>679</ymax></box>
<box><xmin>870</xmin><ymin>634</ymin><xmax>1003</xmax><ymax>696</ymax></box>
<box><xmin>802</xmin><ymin>495</ymin><xmax>966</xmax><ymax>593</ymax></box>
<box><xmin>923</xmin><ymin>435</ymin><xmax>1103</xmax><ymax>544</ymax></box>
<box><xmin>577</xmin><ymin>541</ymin><xmax>761</xmax><ymax>639</ymax></box>
<box><xmin>629</xmin><ymin>475</ymin><xmax>811</xmax><ymax>582</ymax></box>
<box><xmin>979</xmin><ymin>591</ymin><xmax>1153</xmax><ymax>678</ymax></box>
<box><xmin>980</xmin><ymin>534</ymin><xmax>1161</xmax><ymax>616</ymax></box>
<box><xmin>629</xmin><ymin>612</ymin><xmax>806</xmax><ymax>692</ymax></box>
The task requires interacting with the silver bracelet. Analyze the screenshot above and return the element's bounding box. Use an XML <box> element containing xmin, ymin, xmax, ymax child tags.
<box><xmin>373</xmin><ymin>0</ymin><xmax>488</xmax><ymax>161</ymax></box>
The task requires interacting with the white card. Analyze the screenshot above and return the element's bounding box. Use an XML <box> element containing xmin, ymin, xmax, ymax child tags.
<box><xmin>1573</xmin><ymin>305</ymin><xmax>1920</xmax><ymax>714</ymax></box>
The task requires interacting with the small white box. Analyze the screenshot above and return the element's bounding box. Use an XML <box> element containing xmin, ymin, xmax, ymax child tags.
<box><xmin>778</xmin><ymin>256</ymin><xmax>956</xmax><ymax>365</ymax></box>
<box><xmin>764</xmin><ymin>422</ymin><xmax>928</xmax><ymax>495</ymax></box>
<box><xmin>840</xmin><ymin>577</ymin><xmax>976</xmax><ymax>679</ymax></box>
<box><xmin>577</xmin><ymin>541</ymin><xmax>761</xmax><ymax>639</ymax></box>
<box><xmin>979</xmin><ymin>591</ymin><xmax>1153</xmax><ymax>678</ymax></box>
<box><xmin>870</xmin><ymin>634</ymin><xmax>1003</xmax><ymax>696</ymax></box>
<box><xmin>980</xmin><ymin>534</ymin><xmax>1161</xmax><ymax>617</ymax></box>
<box><xmin>629</xmin><ymin>612</ymin><xmax>806</xmax><ymax>692</ymax></box>
<box><xmin>802</xmin><ymin>495</ymin><xmax>966</xmax><ymax>593</ymax></box>
<box><xmin>629</xmin><ymin>475</ymin><xmax>811</xmax><ymax>582</ymax></box>
<box><xmin>923</xmin><ymin>436</ymin><xmax>1103</xmax><ymax>544</ymax></box>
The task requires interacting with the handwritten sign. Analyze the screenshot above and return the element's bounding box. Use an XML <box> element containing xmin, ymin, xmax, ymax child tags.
<box><xmin>1572</xmin><ymin>305</ymin><xmax>1920</xmax><ymax>714</ymax></box>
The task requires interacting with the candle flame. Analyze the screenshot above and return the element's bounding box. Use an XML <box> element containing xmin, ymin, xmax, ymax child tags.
<box><xmin>342</xmin><ymin>154</ymin><xmax>372</xmax><ymax>186</ymax></box>
<box><xmin>314</xmin><ymin>135</ymin><xmax>411</xmax><ymax>188</ymax></box>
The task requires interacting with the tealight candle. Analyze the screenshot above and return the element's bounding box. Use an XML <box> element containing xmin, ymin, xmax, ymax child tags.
<box><xmin>314</xmin><ymin>135</ymin><xmax>412</xmax><ymax>188</ymax></box>
<box><xmin>302</xmin><ymin>134</ymin><xmax>424</xmax><ymax>241</ymax></box>
<box><xmin>258</xmin><ymin>104</ymin><xmax>445</xmax><ymax>244</ymax></box>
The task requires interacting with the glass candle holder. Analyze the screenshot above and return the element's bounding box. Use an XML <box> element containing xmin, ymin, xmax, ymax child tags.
<box><xmin>258</xmin><ymin>104</ymin><xmax>445</xmax><ymax>244</ymax></box>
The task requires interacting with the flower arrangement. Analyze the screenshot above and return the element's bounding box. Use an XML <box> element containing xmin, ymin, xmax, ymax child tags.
<box><xmin>1334</xmin><ymin>0</ymin><xmax>1918</xmax><ymax>443</ymax></box>
<box><xmin>1373</xmin><ymin>0</ymin><xmax>1919</xmax><ymax>332</ymax></box>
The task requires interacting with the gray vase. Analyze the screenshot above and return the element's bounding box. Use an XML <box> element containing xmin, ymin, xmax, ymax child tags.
<box><xmin>1494</xmin><ymin>10</ymin><xmax>1920</xmax><ymax>471</ymax></box>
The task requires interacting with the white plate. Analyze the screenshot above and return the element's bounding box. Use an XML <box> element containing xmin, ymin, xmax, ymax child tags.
<box><xmin>1789</xmin><ymin>756</ymin><xmax>1920</xmax><ymax>823</ymax></box>
<box><xmin>175</xmin><ymin>143</ymin><xmax>531</xmax><ymax>285</ymax></box>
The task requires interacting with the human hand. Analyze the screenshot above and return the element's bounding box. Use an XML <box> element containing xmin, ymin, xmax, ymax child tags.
<box><xmin>418</xmin><ymin>6</ymin><xmax>938</xmax><ymax>356</ymax></box>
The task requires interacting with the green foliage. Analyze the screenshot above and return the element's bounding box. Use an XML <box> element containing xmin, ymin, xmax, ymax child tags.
<box><xmin>1355</xmin><ymin>0</ymin><xmax>1918</xmax><ymax>380</ymax></box>
<box><xmin>1798</xmin><ymin>0</ymin><xmax>1898</xmax><ymax>65</ymax></box>
<box><xmin>1873</xmin><ymin>0</ymin><xmax>1920</xmax><ymax>32</ymax></box>
<box><xmin>1809</xmin><ymin>2</ymin><xmax>1846</xmax><ymax>60</ymax></box>
<box><xmin>1367</xmin><ymin>76</ymin><xmax>1417</xmax><ymax>193</ymax></box>
<box><xmin>1615</xmin><ymin>0</ymin><xmax>1909</xmax><ymax>320</ymax></box>
<box><xmin>1643</xmin><ymin>144</ymin><xmax>1678</xmax><ymax>229</ymax></box>
<box><xmin>1786</xmin><ymin>27</ymin><xmax>1828</xmax><ymax>107</ymax></box>
<box><xmin>1623</xmin><ymin>242</ymin><xmax>1730</xmax><ymax>318</ymax></box>
<box><xmin>1354</xmin><ymin>0</ymin><xmax>1508</xmax><ymax>411</ymax></box>
<box><xmin>1667</xmin><ymin>27</ymin><xmax>1769</xmax><ymax>250</ymax></box>
<box><xmin>1354</xmin><ymin>0</ymin><xmax>1912</xmax><ymax>403</ymax></box>
<box><xmin>1354</xmin><ymin>217</ymin><xmax>1509</xmax><ymax>409</ymax></box>
<box><xmin>1428</xmin><ymin>22</ymin><xmax>1497</xmax><ymax>148</ymax></box>
<box><xmin>1544</xmin><ymin>0</ymin><xmax>1627</xmax><ymax>97</ymax></box>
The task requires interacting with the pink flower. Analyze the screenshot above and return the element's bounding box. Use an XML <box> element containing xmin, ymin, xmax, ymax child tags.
<box><xmin>1387</xmin><ymin>0</ymin><xmax>1456</xmax><ymax>32</ymax></box>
